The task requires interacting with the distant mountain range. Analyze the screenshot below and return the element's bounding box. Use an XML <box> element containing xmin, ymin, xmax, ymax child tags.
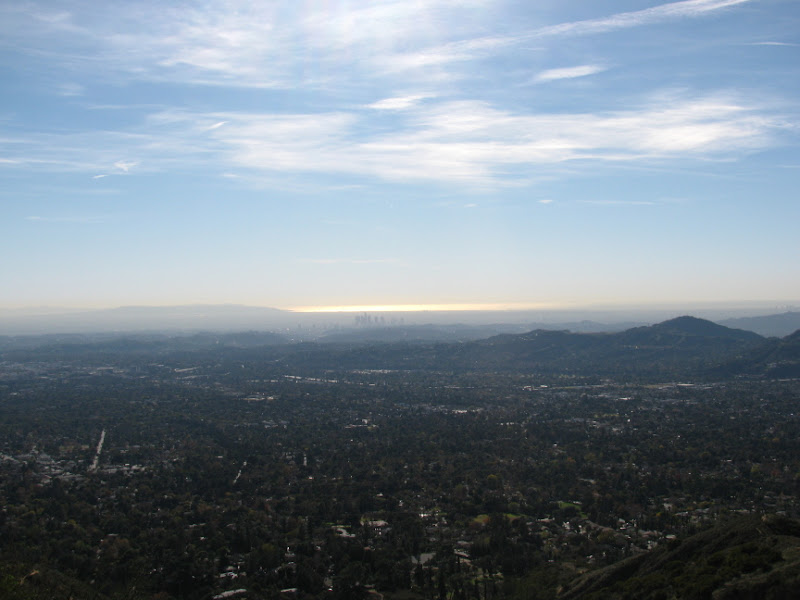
<box><xmin>0</xmin><ymin>304</ymin><xmax>647</xmax><ymax>337</ymax></box>
<box><xmin>0</xmin><ymin>304</ymin><xmax>293</xmax><ymax>335</ymax></box>
<box><xmin>3</xmin><ymin>303</ymin><xmax>800</xmax><ymax>339</ymax></box>
<box><xmin>5</xmin><ymin>315</ymin><xmax>796</xmax><ymax>381</ymax></box>
<box><xmin>282</xmin><ymin>316</ymin><xmax>788</xmax><ymax>379</ymax></box>
<box><xmin>719</xmin><ymin>311</ymin><xmax>800</xmax><ymax>337</ymax></box>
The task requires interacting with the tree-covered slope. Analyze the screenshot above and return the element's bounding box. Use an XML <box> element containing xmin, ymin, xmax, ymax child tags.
<box><xmin>557</xmin><ymin>514</ymin><xmax>800</xmax><ymax>600</ymax></box>
<box><xmin>301</xmin><ymin>316</ymin><xmax>765</xmax><ymax>377</ymax></box>
<box><xmin>713</xmin><ymin>328</ymin><xmax>800</xmax><ymax>378</ymax></box>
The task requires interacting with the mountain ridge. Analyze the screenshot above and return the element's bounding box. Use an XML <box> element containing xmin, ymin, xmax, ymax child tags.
<box><xmin>719</xmin><ymin>311</ymin><xmax>800</xmax><ymax>337</ymax></box>
<box><xmin>4</xmin><ymin>316</ymin><xmax>796</xmax><ymax>381</ymax></box>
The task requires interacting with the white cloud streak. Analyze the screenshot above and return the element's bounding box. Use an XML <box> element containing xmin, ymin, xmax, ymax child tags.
<box><xmin>0</xmin><ymin>94</ymin><xmax>785</xmax><ymax>186</ymax></box>
<box><xmin>188</xmin><ymin>95</ymin><xmax>783</xmax><ymax>185</ymax></box>
<box><xmin>535</xmin><ymin>65</ymin><xmax>607</xmax><ymax>82</ymax></box>
<box><xmin>749</xmin><ymin>41</ymin><xmax>799</xmax><ymax>47</ymax></box>
<box><xmin>113</xmin><ymin>160</ymin><xmax>138</xmax><ymax>173</ymax></box>
<box><xmin>368</xmin><ymin>95</ymin><xmax>433</xmax><ymax>110</ymax></box>
<box><xmin>377</xmin><ymin>0</ymin><xmax>752</xmax><ymax>76</ymax></box>
<box><xmin>526</xmin><ymin>0</ymin><xmax>752</xmax><ymax>39</ymax></box>
<box><xmin>0</xmin><ymin>0</ymin><xmax>752</xmax><ymax>88</ymax></box>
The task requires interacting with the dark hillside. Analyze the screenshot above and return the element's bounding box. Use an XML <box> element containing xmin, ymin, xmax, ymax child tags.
<box><xmin>650</xmin><ymin>315</ymin><xmax>762</xmax><ymax>341</ymax></box>
<box><xmin>558</xmin><ymin>514</ymin><xmax>800</xmax><ymax>600</ymax></box>
<box><xmin>715</xmin><ymin>328</ymin><xmax>800</xmax><ymax>378</ymax></box>
<box><xmin>439</xmin><ymin>317</ymin><xmax>764</xmax><ymax>377</ymax></box>
<box><xmin>617</xmin><ymin>315</ymin><xmax>762</xmax><ymax>346</ymax></box>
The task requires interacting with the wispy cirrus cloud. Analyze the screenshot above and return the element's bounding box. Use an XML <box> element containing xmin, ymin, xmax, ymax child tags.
<box><xmin>0</xmin><ymin>119</ymin><xmax>216</xmax><ymax>175</ymax></box>
<box><xmin>194</xmin><ymin>94</ymin><xmax>782</xmax><ymax>185</ymax></box>
<box><xmin>376</xmin><ymin>0</ymin><xmax>753</xmax><ymax>76</ymax></box>
<box><xmin>748</xmin><ymin>41</ymin><xmax>799</xmax><ymax>47</ymax></box>
<box><xmin>0</xmin><ymin>0</ymin><xmax>753</xmax><ymax>89</ymax></box>
<box><xmin>377</xmin><ymin>35</ymin><xmax>511</xmax><ymax>75</ymax></box>
<box><xmin>0</xmin><ymin>0</ymin><xmax>780</xmax><ymax>189</ymax></box>
<box><xmin>0</xmin><ymin>0</ymin><xmax>494</xmax><ymax>88</ymax></box>
<box><xmin>1</xmin><ymin>94</ymin><xmax>786</xmax><ymax>186</ymax></box>
<box><xmin>535</xmin><ymin>65</ymin><xmax>607</xmax><ymax>82</ymax></box>
<box><xmin>527</xmin><ymin>0</ymin><xmax>751</xmax><ymax>39</ymax></box>
<box><xmin>91</xmin><ymin>160</ymin><xmax>139</xmax><ymax>179</ymax></box>
<box><xmin>367</xmin><ymin>95</ymin><xmax>434</xmax><ymax>111</ymax></box>
<box><xmin>113</xmin><ymin>160</ymin><xmax>138</xmax><ymax>173</ymax></box>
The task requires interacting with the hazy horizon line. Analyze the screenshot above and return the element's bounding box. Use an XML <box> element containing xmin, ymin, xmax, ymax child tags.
<box><xmin>1</xmin><ymin>299</ymin><xmax>797</xmax><ymax>315</ymax></box>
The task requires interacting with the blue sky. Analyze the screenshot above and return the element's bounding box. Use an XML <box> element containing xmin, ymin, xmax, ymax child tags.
<box><xmin>1</xmin><ymin>0</ymin><xmax>798</xmax><ymax>311</ymax></box>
